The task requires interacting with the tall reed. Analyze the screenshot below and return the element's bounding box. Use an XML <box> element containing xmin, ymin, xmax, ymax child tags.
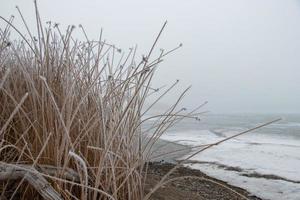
<box><xmin>0</xmin><ymin>3</ymin><xmax>198</xmax><ymax>200</ymax></box>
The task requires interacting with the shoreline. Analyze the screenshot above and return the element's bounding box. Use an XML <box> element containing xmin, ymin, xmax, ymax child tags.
<box><xmin>147</xmin><ymin>138</ymin><xmax>262</xmax><ymax>200</ymax></box>
<box><xmin>146</xmin><ymin>162</ymin><xmax>262</xmax><ymax>200</ymax></box>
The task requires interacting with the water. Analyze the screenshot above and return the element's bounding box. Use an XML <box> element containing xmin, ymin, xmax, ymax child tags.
<box><xmin>152</xmin><ymin>113</ymin><xmax>300</xmax><ymax>200</ymax></box>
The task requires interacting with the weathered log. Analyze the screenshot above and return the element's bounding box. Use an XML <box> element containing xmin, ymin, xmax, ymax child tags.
<box><xmin>37</xmin><ymin>164</ymin><xmax>80</xmax><ymax>182</ymax></box>
<box><xmin>0</xmin><ymin>163</ymin><xmax>79</xmax><ymax>200</ymax></box>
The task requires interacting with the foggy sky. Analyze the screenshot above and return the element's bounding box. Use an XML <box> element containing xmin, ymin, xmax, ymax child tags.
<box><xmin>1</xmin><ymin>0</ymin><xmax>299</xmax><ymax>113</ymax></box>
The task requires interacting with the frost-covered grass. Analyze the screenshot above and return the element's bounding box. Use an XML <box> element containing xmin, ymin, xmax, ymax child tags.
<box><xmin>0</xmin><ymin>3</ymin><xmax>199</xmax><ymax>199</ymax></box>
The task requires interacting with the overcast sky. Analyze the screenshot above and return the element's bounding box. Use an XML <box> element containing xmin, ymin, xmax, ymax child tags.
<box><xmin>1</xmin><ymin>0</ymin><xmax>299</xmax><ymax>114</ymax></box>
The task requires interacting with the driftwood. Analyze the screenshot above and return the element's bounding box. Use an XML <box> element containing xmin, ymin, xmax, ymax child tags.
<box><xmin>0</xmin><ymin>163</ymin><xmax>80</xmax><ymax>200</ymax></box>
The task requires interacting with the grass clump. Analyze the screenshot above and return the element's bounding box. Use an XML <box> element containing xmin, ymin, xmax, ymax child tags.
<box><xmin>0</xmin><ymin>3</ymin><xmax>198</xmax><ymax>200</ymax></box>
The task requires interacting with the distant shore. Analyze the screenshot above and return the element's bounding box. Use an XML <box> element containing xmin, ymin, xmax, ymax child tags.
<box><xmin>146</xmin><ymin>139</ymin><xmax>262</xmax><ymax>200</ymax></box>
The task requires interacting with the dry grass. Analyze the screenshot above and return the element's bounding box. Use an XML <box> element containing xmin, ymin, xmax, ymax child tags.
<box><xmin>0</xmin><ymin>2</ymin><xmax>200</xmax><ymax>200</ymax></box>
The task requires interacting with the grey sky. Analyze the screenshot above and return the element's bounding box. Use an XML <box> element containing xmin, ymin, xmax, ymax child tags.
<box><xmin>1</xmin><ymin>0</ymin><xmax>299</xmax><ymax>113</ymax></box>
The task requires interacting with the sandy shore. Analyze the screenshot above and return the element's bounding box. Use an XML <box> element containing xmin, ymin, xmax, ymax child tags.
<box><xmin>145</xmin><ymin>139</ymin><xmax>262</xmax><ymax>200</ymax></box>
<box><xmin>148</xmin><ymin>138</ymin><xmax>192</xmax><ymax>163</ymax></box>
